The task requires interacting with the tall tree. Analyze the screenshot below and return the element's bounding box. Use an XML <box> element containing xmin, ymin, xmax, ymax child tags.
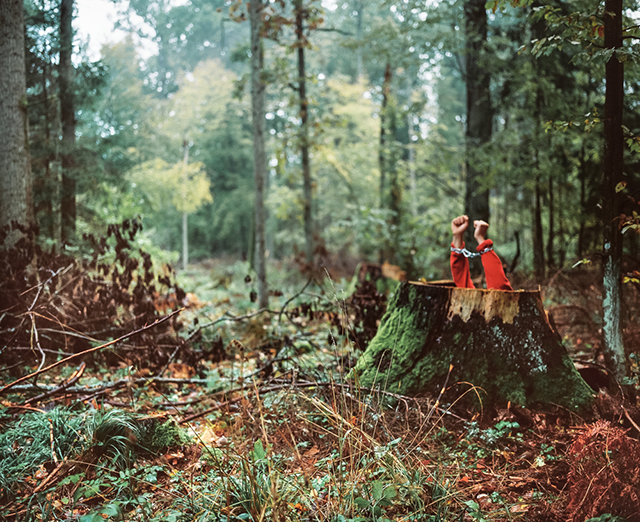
<box><xmin>295</xmin><ymin>0</ymin><xmax>314</xmax><ymax>264</ymax></box>
<box><xmin>464</xmin><ymin>0</ymin><xmax>492</xmax><ymax>227</ymax></box>
<box><xmin>354</xmin><ymin>0</ymin><xmax>363</xmax><ymax>82</ymax></box>
<box><xmin>602</xmin><ymin>0</ymin><xmax>625</xmax><ymax>381</ymax></box>
<box><xmin>249</xmin><ymin>0</ymin><xmax>268</xmax><ymax>308</ymax></box>
<box><xmin>59</xmin><ymin>0</ymin><xmax>76</xmax><ymax>243</ymax></box>
<box><xmin>0</xmin><ymin>0</ymin><xmax>33</xmax><ymax>236</ymax></box>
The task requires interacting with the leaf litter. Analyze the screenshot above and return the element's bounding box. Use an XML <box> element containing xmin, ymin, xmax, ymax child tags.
<box><xmin>1</xmin><ymin>231</ymin><xmax>640</xmax><ymax>520</ymax></box>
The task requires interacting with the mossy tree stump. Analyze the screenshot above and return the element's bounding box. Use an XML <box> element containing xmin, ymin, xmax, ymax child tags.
<box><xmin>351</xmin><ymin>281</ymin><xmax>594</xmax><ymax>412</ymax></box>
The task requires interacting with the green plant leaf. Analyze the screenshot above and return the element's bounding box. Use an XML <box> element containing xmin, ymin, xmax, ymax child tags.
<box><xmin>383</xmin><ymin>486</ymin><xmax>397</xmax><ymax>499</ymax></box>
<box><xmin>354</xmin><ymin>496</ymin><xmax>370</xmax><ymax>508</ymax></box>
<box><xmin>372</xmin><ymin>480</ymin><xmax>384</xmax><ymax>500</ymax></box>
<box><xmin>252</xmin><ymin>439</ymin><xmax>266</xmax><ymax>461</ymax></box>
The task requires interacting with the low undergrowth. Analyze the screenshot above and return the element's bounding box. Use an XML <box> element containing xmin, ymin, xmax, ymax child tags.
<box><xmin>1</xmin><ymin>255</ymin><xmax>640</xmax><ymax>521</ymax></box>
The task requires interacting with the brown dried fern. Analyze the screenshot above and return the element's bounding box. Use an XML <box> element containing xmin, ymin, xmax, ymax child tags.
<box><xmin>566</xmin><ymin>420</ymin><xmax>640</xmax><ymax>521</ymax></box>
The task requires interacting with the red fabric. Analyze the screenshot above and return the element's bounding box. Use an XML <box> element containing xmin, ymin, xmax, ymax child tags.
<box><xmin>450</xmin><ymin>242</ymin><xmax>475</xmax><ymax>289</ymax></box>
<box><xmin>451</xmin><ymin>239</ymin><xmax>513</xmax><ymax>291</ymax></box>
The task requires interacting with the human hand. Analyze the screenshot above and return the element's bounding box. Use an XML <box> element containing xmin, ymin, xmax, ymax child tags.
<box><xmin>473</xmin><ymin>220</ymin><xmax>489</xmax><ymax>245</ymax></box>
<box><xmin>451</xmin><ymin>215</ymin><xmax>469</xmax><ymax>248</ymax></box>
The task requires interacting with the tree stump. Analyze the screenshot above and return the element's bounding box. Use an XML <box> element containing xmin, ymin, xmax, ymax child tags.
<box><xmin>351</xmin><ymin>281</ymin><xmax>594</xmax><ymax>412</ymax></box>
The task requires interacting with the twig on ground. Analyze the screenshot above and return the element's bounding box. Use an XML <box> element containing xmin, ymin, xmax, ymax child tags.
<box><xmin>0</xmin><ymin>308</ymin><xmax>184</xmax><ymax>396</ymax></box>
<box><xmin>184</xmin><ymin>308</ymin><xmax>279</xmax><ymax>343</ymax></box>
<box><xmin>622</xmin><ymin>406</ymin><xmax>640</xmax><ymax>436</ymax></box>
<box><xmin>10</xmin><ymin>376</ymin><xmax>211</xmax><ymax>396</ymax></box>
<box><xmin>25</xmin><ymin>362</ymin><xmax>86</xmax><ymax>404</ymax></box>
<box><xmin>277</xmin><ymin>277</ymin><xmax>314</xmax><ymax>327</ymax></box>
<box><xmin>155</xmin><ymin>342</ymin><xmax>184</xmax><ymax>378</ymax></box>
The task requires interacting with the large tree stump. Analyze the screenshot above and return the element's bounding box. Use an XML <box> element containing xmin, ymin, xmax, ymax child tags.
<box><xmin>351</xmin><ymin>281</ymin><xmax>594</xmax><ymax>412</ymax></box>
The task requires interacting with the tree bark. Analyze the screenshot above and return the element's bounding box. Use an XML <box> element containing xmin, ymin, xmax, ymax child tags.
<box><xmin>354</xmin><ymin>0</ymin><xmax>363</xmax><ymax>82</ymax></box>
<box><xmin>464</xmin><ymin>0</ymin><xmax>492</xmax><ymax>230</ymax></box>
<box><xmin>249</xmin><ymin>0</ymin><xmax>268</xmax><ymax>309</ymax></box>
<box><xmin>60</xmin><ymin>0</ymin><xmax>76</xmax><ymax>243</ymax></box>
<box><xmin>0</xmin><ymin>0</ymin><xmax>33</xmax><ymax>238</ymax></box>
<box><xmin>182</xmin><ymin>139</ymin><xmax>189</xmax><ymax>271</ymax></box>
<box><xmin>377</xmin><ymin>63</ymin><xmax>392</xmax><ymax>264</ymax></box>
<box><xmin>295</xmin><ymin>0</ymin><xmax>314</xmax><ymax>265</ymax></box>
<box><xmin>532</xmin><ymin>174</ymin><xmax>545</xmax><ymax>279</ymax></box>
<box><xmin>379</xmin><ymin>63</ymin><xmax>392</xmax><ymax>211</ymax></box>
<box><xmin>547</xmin><ymin>174</ymin><xmax>555</xmax><ymax>270</ymax></box>
<box><xmin>602</xmin><ymin>0</ymin><xmax>626</xmax><ymax>381</ymax></box>
<box><xmin>352</xmin><ymin>282</ymin><xmax>594</xmax><ymax>411</ymax></box>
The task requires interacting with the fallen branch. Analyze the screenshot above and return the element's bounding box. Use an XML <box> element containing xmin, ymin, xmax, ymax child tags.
<box><xmin>277</xmin><ymin>277</ymin><xmax>313</xmax><ymax>327</ymax></box>
<box><xmin>184</xmin><ymin>308</ymin><xmax>279</xmax><ymax>343</ymax></box>
<box><xmin>25</xmin><ymin>363</ymin><xmax>86</xmax><ymax>404</ymax></box>
<box><xmin>8</xmin><ymin>376</ymin><xmax>211</xmax><ymax>396</ymax></box>
<box><xmin>0</xmin><ymin>308</ymin><xmax>184</xmax><ymax>396</ymax></box>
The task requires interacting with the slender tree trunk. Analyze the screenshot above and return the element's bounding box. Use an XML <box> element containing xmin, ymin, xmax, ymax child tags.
<box><xmin>577</xmin><ymin>145</ymin><xmax>587</xmax><ymax>258</ymax></box>
<box><xmin>41</xmin><ymin>59</ymin><xmax>54</xmax><ymax>239</ymax></box>
<box><xmin>378</xmin><ymin>63</ymin><xmax>392</xmax><ymax>264</ymax></box>
<box><xmin>464</xmin><ymin>0</ymin><xmax>492</xmax><ymax>230</ymax></box>
<box><xmin>220</xmin><ymin>16</ymin><xmax>226</xmax><ymax>53</ymax></box>
<box><xmin>407</xmin><ymin>109</ymin><xmax>417</xmax><ymax>217</ymax></box>
<box><xmin>60</xmin><ymin>0</ymin><xmax>76</xmax><ymax>243</ymax></box>
<box><xmin>379</xmin><ymin>63</ymin><xmax>392</xmax><ymax>211</ymax></box>
<box><xmin>557</xmin><ymin>166</ymin><xmax>566</xmax><ymax>267</ymax></box>
<box><xmin>532</xmin><ymin>88</ymin><xmax>545</xmax><ymax>279</ymax></box>
<box><xmin>0</xmin><ymin>0</ymin><xmax>33</xmax><ymax>238</ymax></box>
<box><xmin>296</xmin><ymin>0</ymin><xmax>314</xmax><ymax>265</ymax></box>
<box><xmin>249</xmin><ymin>0</ymin><xmax>268</xmax><ymax>308</ymax></box>
<box><xmin>546</xmin><ymin>174</ymin><xmax>555</xmax><ymax>270</ymax></box>
<box><xmin>602</xmin><ymin>0</ymin><xmax>626</xmax><ymax>380</ymax></box>
<box><xmin>532</xmin><ymin>174</ymin><xmax>545</xmax><ymax>279</ymax></box>
<box><xmin>354</xmin><ymin>0</ymin><xmax>363</xmax><ymax>82</ymax></box>
<box><xmin>182</xmin><ymin>139</ymin><xmax>189</xmax><ymax>271</ymax></box>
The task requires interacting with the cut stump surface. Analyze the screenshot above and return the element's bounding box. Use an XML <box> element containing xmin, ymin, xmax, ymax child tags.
<box><xmin>352</xmin><ymin>281</ymin><xmax>594</xmax><ymax>412</ymax></box>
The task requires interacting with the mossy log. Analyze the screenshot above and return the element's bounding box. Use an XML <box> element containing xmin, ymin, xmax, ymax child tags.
<box><xmin>351</xmin><ymin>281</ymin><xmax>594</xmax><ymax>412</ymax></box>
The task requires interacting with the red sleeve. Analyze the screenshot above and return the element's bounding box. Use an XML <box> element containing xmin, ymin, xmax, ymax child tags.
<box><xmin>477</xmin><ymin>239</ymin><xmax>513</xmax><ymax>291</ymax></box>
<box><xmin>450</xmin><ymin>242</ymin><xmax>475</xmax><ymax>289</ymax></box>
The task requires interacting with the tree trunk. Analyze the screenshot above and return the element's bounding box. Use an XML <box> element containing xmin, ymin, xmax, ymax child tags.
<box><xmin>533</xmin><ymin>174</ymin><xmax>545</xmax><ymax>279</ymax></box>
<box><xmin>0</xmin><ymin>0</ymin><xmax>33</xmax><ymax>238</ymax></box>
<box><xmin>296</xmin><ymin>0</ymin><xmax>314</xmax><ymax>265</ymax></box>
<box><xmin>249</xmin><ymin>0</ymin><xmax>268</xmax><ymax>309</ymax></box>
<box><xmin>60</xmin><ymin>0</ymin><xmax>76</xmax><ymax>244</ymax></box>
<box><xmin>182</xmin><ymin>139</ymin><xmax>189</xmax><ymax>271</ymax></box>
<box><xmin>407</xmin><ymin>114</ymin><xmax>417</xmax><ymax>218</ymax></box>
<box><xmin>352</xmin><ymin>282</ymin><xmax>594</xmax><ymax>412</ymax></box>
<box><xmin>602</xmin><ymin>0</ymin><xmax>626</xmax><ymax>381</ymax></box>
<box><xmin>354</xmin><ymin>0</ymin><xmax>363</xmax><ymax>82</ymax></box>
<box><xmin>379</xmin><ymin>63</ymin><xmax>392</xmax><ymax>211</ymax></box>
<box><xmin>577</xmin><ymin>145</ymin><xmax>587</xmax><ymax>258</ymax></box>
<box><xmin>464</xmin><ymin>0</ymin><xmax>492</xmax><ymax>231</ymax></box>
<box><xmin>378</xmin><ymin>63</ymin><xmax>392</xmax><ymax>264</ymax></box>
<box><xmin>547</xmin><ymin>174</ymin><xmax>555</xmax><ymax>270</ymax></box>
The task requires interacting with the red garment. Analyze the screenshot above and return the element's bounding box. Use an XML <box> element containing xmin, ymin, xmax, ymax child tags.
<box><xmin>450</xmin><ymin>239</ymin><xmax>513</xmax><ymax>291</ymax></box>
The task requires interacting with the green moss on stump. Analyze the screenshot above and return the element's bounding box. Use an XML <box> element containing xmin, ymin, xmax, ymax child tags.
<box><xmin>351</xmin><ymin>282</ymin><xmax>594</xmax><ymax>412</ymax></box>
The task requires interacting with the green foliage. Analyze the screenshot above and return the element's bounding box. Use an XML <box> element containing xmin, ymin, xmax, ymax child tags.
<box><xmin>140</xmin><ymin>419</ymin><xmax>190</xmax><ymax>453</ymax></box>
<box><xmin>89</xmin><ymin>409</ymin><xmax>142</xmax><ymax>470</ymax></box>
<box><xmin>0</xmin><ymin>407</ymin><xmax>88</xmax><ymax>498</ymax></box>
<box><xmin>129</xmin><ymin>158</ymin><xmax>213</xmax><ymax>214</ymax></box>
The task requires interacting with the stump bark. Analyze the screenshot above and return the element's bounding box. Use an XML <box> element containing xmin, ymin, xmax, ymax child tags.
<box><xmin>352</xmin><ymin>281</ymin><xmax>594</xmax><ymax>412</ymax></box>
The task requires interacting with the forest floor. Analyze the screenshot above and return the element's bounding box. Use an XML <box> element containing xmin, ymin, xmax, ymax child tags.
<box><xmin>2</xmin><ymin>251</ymin><xmax>640</xmax><ymax>522</ymax></box>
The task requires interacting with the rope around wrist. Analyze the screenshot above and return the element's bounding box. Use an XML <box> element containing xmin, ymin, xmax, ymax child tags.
<box><xmin>450</xmin><ymin>245</ymin><xmax>493</xmax><ymax>258</ymax></box>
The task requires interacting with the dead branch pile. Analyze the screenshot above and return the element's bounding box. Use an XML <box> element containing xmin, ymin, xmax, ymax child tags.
<box><xmin>0</xmin><ymin>219</ymin><xmax>185</xmax><ymax>374</ymax></box>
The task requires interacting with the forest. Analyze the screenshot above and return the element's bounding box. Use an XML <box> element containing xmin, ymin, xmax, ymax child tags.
<box><xmin>2</xmin><ymin>0</ymin><xmax>640</xmax><ymax>520</ymax></box>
